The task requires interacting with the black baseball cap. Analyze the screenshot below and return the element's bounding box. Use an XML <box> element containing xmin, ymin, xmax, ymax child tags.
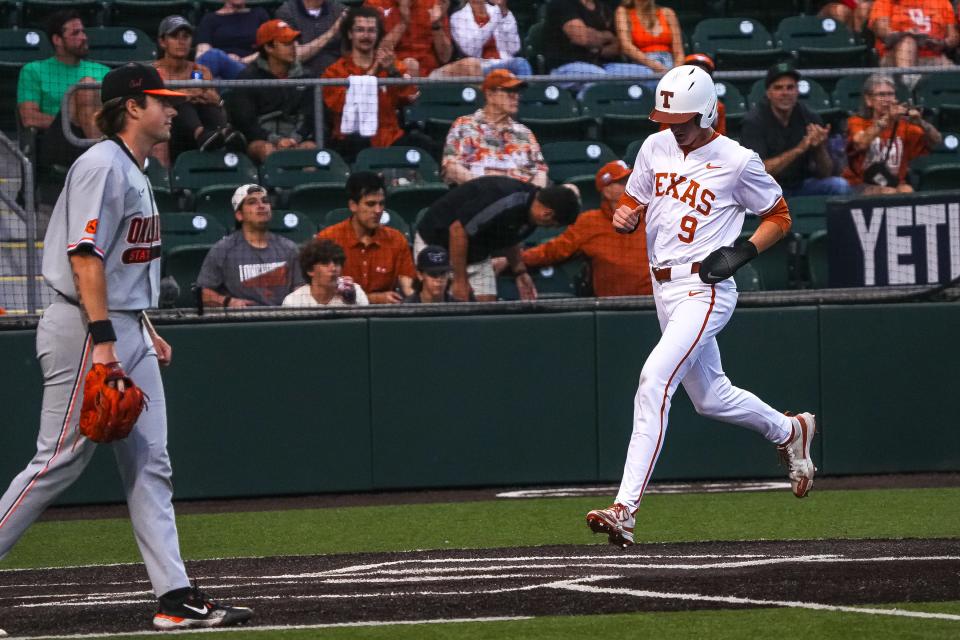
<box><xmin>417</xmin><ymin>245</ymin><xmax>450</xmax><ymax>275</ymax></box>
<box><xmin>766</xmin><ymin>61</ymin><xmax>801</xmax><ymax>88</ymax></box>
<box><xmin>158</xmin><ymin>15</ymin><xmax>193</xmax><ymax>38</ymax></box>
<box><xmin>100</xmin><ymin>63</ymin><xmax>187</xmax><ymax>103</ymax></box>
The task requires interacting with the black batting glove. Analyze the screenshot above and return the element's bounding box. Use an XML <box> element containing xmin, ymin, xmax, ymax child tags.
<box><xmin>699</xmin><ymin>240</ymin><xmax>759</xmax><ymax>284</ymax></box>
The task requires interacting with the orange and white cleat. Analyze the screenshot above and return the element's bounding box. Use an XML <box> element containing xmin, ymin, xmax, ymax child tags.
<box><xmin>586</xmin><ymin>503</ymin><xmax>635</xmax><ymax>547</ymax></box>
<box><xmin>777</xmin><ymin>412</ymin><xmax>816</xmax><ymax>498</ymax></box>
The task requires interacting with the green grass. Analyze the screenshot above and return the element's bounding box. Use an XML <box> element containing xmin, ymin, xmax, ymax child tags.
<box><xmin>2</xmin><ymin>487</ymin><xmax>958</xmax><ymax>569</ymax></box>
<box><xmin>79</xmin><ymin>604</ymin><xmax>960</xmax><ymax>639</ymax></box>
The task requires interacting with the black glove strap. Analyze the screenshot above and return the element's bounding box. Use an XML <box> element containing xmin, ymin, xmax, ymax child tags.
<box><xmin>88</xmin><ymin>320</ymin><xmax>117</xmax><ymax>344</ymax></box>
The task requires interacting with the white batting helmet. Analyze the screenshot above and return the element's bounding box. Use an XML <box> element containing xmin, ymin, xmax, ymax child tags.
<box><xmin>649</xmin><ymin>65</ymin><xmax>718</xmax><ymax>129</ymax></box>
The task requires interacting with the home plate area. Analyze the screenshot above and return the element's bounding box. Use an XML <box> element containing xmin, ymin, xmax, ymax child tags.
<box><xmin>1</xmin><ymin>539</ymin><xmax>958</xmax><ymax>636</ymax></box>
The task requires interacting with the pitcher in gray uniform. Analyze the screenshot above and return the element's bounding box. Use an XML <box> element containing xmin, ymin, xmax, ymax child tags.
<box><xmin>0</xmin><ymin>64</ymin><xmax>252</xmax><ymax>631</ymax></box>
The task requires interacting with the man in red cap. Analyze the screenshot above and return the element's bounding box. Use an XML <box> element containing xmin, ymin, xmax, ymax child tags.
<box><xmin>442</xmin><ymin>69</ymin><xmax>548</xmax><ymax>186</ymax></box>
<box><xmin>513</xmin><ymin>160</ymin><xmax>652</xmax><ymax>297</ymax></box>
<box><xmin>225</xmin><ymin>18</ymin><xmax>318</xmax><ymax>162</ymax></box>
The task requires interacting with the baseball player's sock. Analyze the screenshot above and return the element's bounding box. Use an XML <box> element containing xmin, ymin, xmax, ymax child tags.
<box><xmin>777</xmin><ymin>413</ymin><xmax>816</xmax><ymax>498</ymax></box>
<box><xmin>586</xmin><ymin>503</ymin><xmax>635</xmax><ymax>547</ymax></box>
<box><xmin>153</xmin><ymin>582</ymin><xmax>252</xmax><ymax>630</ymax></box>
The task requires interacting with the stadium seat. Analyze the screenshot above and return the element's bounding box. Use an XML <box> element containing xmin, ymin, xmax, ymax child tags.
<box><xmin>268</xmin><ymin>210</ymin><xmax>316</xmax><ymax>245</ymax></box>
<box><xmin>908</xmin><ymin>132</ymin><xmax>960</xmax><ymax>190</ymax></box>
<box><xmin>659</xmin><ymin>0</ymin><xmax>720</xmax><ymax>35</ymax></box>
<box><xmin>805</xmin><ymin>230</ymin><xmax>829</xmax><ymax>289</ymax></box>
<box><xmin>832</xmin><ymin>74</ymin><xmax>910</xmax><ymax>114</ymax></box>
<box><xmin>733</xmin><ymin>261</ymin><xmax>762</xmax><ymax>291</ymax></box>
<box><xmin>740</xmin><ymin>231</ymin><xmax>801</xmax><ymax>290</ymax></box>
<box><xmin>403</xmin><ymin>84</ymin><xmax>484</xmax><ymax>140</ymax></box>
<box><xmin>160</xmin><ymin>212</ymin><xmax>227</xmax><ymax>252</ymax></box>
<box><xmin>914</xmin><ymin>73</ymin><xmax>960</xmax><ymax>132</ymax></box>
<box><xmin>21</xmin><ymin>0</ymin><xmax>103</xmax><ymax>29</ymax></box>
<box><xmin>353</xmin><ymin>146</ymin><xmax>442</xmax><ymax>185</ymax></box>
<box><xmin>541</xmin><ymin>141</ymin><xmax>617</xmax><ymax>183</ymax></box>
<box><xmin>714</xmin><ymin>80</ymin><xmax>747</xmax><ymax>138</ymax></box>
<box><xmin>580</xmin><ymin>82</ymin><xmax>658</xmax><ymax>156</ymax></box>
<box><xmin>691</xmin><ymin>18</ymin><xmax>787</xmax><ymax>70</ymax></box>
<box><xmin>385</xmin><ymin>183</ymin><xmax>449</xmax><ymax>225</ymax></box>
<box><xmin>775</xmin><ymin>15</ymin><xmax>868</xmax><ymax>69</ymax></box>
<box><xmin>497</xmin><ymin>256</ymin><xmax>586</xmax><ymax>300</ymax></box>
<box><xmin>145</xmin><ymin>156</ymin><xmax>179</xmax><ymax>213</ymax></box>
<box><xmin>522</xmin><ymin>21</ymin><xmax>546</xmax><ymax>74</ymax></box>
<box><xmin>259</xmin><ymin>148</ymin><xmax>349</xmax><ymax>190</ymax></box>
<box><xmin>162</xmin><ymin>244</ymin><xmax>212</xmax><ymax>308</ymax></box>
<box><xmin>0</xmin><ymin>27</ymin><xmax>52</xmax><ymax>132</ymax></box>
<box><xmin>623</xmin><ymin>139</ymin><xmax>646</xmax><ymax>164</ymax></box>
<box><xmin>172</xmin><ymin>150</ymin><xmax>259</xmax><ymax>210</ymax></box>
<box><xmin>784</xmin><ymin>194</ymin><xmax>828</xmax><ymax>236</ymax></box>
<box><xmin>564</xmin><ymin>174</ymin><xmax>600</xmax><ymax>211</ymax></box>
<box><xmin>288</xmin><ymin>183</ymin><xmax>348</xmax><ymax>223</ymax></box>
<box><xmin>517</xmin><ymin>84</ymin><xmax>594</xmax><ymax>145</ymax></box>
<box><xmin>85</xmin><ymin>26</ymin><xmax>156</xmax><ymax>67</ymax></box>
<box><xmin>322</xmin><ymin>207</ymin><xmax>411</xmax><ymax>240</ymax></box>
<box><xmin>723</xmin><ymin>0</ymin><xmax>801</xmax><ymax>33</ymax></box>
<box><xmin>748</xmin><ymin>77</ymin><xmax>843</xmax><ymax>126</ymax></box>
<box><xmin>108</xmin><ymin>1</ymin><xmax>198</xmax><ymax>35</ymax></box>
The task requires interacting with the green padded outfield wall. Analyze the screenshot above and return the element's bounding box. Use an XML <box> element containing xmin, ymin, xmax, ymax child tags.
<box><xmin>0</xmin><ymin>303</ymin><xmax>955</xmax><ymax>505</ymax></box>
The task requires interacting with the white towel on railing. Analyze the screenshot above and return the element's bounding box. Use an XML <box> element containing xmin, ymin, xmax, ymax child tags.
<box><xmin>341</xmin><ymin>75</ymin><xmax>378</xmax><ymax>137</ymax></box>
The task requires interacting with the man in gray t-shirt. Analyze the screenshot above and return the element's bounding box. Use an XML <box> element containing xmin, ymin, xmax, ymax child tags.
<box><xmin>197</xmin><ymin>184</ymin><xmax>303</xmax><ymax>307</ymax></box>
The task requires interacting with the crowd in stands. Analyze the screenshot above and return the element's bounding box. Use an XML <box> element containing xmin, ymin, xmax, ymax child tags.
<box><xmin>10</xmin><ymin>0</ymin><xmax>960</xmax><ymax>306</ymax></box>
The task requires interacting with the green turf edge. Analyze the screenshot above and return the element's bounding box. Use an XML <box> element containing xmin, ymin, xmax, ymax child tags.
<box><xmin>2</xmin><ymin>487</ymin><xmax>959</xmax><ymax>569</ymax></box>
<box><xmin>73</xmin><ymin>603</ymin><xmax>960</xmax><ymax>640</ymax></box>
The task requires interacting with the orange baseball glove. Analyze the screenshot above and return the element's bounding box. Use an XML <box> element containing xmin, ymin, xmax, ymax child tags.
<box><xmin>79</xmin><ymin>362</ymin><xmax>148</xmax><ymax>443</ymax></box>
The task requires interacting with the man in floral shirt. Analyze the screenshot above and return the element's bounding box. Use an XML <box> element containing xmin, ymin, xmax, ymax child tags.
<box><xmin>441</xmin><ymin>69</ymin><xmax>548</xmax><ymax>187</ymax></box>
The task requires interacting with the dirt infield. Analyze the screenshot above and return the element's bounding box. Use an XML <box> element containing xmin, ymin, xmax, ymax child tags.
<box><xmin>1</xmin><ymin>538</ymin><xmax>958</xmax><ymax>637</ymax></box>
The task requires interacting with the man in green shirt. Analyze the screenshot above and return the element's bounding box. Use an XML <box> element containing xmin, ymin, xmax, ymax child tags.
<box><xmin>17</xmin><ymin>10</ymin><xmax>110</xmax><ymax>167</ymax></box>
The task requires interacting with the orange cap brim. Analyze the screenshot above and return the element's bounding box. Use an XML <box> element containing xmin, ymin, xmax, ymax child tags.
<box><xmin>144</xmin><ymin>88</ymin><xmax>189</xmax><ymax>98</ymax></box>
<box><xmin>649</xmin><ymin>108</ymin><xmax>697</xmax><ymax>124</ymax></box>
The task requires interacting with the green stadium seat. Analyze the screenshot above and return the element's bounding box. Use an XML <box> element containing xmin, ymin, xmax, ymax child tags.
<box><xmin>748</xmin><ymin>77</ymin><xmax>843</xmax><ymax>127</ymax></box>
<box><xmin>0</xmin><ymin>28</ymin><xmax>52</xmax><ymax>132</ymax></box>
<box><xmin>259</xmin><ymin>148</ymin><xmax>350</xmax><ymax>194</ymax></box>
<box><xmin>914</xmin><ymin>73</ymin><xmax>960</xmax><ymax>132</ymax></box>
<box><xmin>908</xmin><ymin>132</ymin><xmax>960</xmax><ymax>190</ymax></box>
<box><xmin>322</xmin><ymin>207</ymin><xmax>410</xmax><ymax>240</ymax></box>
<box><xmin>724</xmin><ymin>0</ymin><xmax>801</xmax><ymax>33</ymax></box>
<box><xmin>172</xmin><ymin>150</ymin><xmax>259</xmax><ymax>209</ymax></box>
<box><xmin>580</xmin><ymin>82</ymin><xmax>658</xmax><ymax>156</ymax></box>
<box><xmin>805</xmin><ymin>230</ymin><xmax>829</xmax><ymax>289</ymax></box>
<box><xmin>623</xmin><ymin>138</ymin><xmax>646</xmax><ymax>164</ymax></box>
<box><xmin>715</xmin><ymin>80</ymin><xmax>747</xmax><ymax>138</ymax></box>
<box><xmin>740</xmin><ymin>231</ymin><xmax>801</xmax><ymax>290</ymax></box>
<box><xmin>522</xmin><ymin>21</ymin><xmax>546</xmax><ymax>74</ymax></box>
<box><xmin>108</xmin><ymin>1</ymin><xmax>197</xmax><ymax>34</ymax></box>
<box><xmin>564</xmin><ymin>174</ymin><xmax>600</xmax><ymax>211</ymax></box>
<box><xmin>775</xmin><ymin>15</ymin><xmax>868</xmax><ymax>69</ymax></box>
<box><xmin>21</xmin><ymin>0</ymin><xmax>103</xmax><ymax>29</ymax></box>
<box><xmin>162</xmin><ymin>244</ymin><xmax>212</xmax><ymax>308</ymax></box>
<box><xmin>145</xmin><ymin>156</ymin><xmax>179</xmax><ymax>212</ymax></box>
<box><xmin>403</xmin><ymin>84</ymin><xmax>484</xmax><ymax>140</ymax></box>
<box><xmin>385</xmin><ymin>183</ymin><xmax>449</xmax><ymax>225</ymax></box>
<box><xmin>541</xmin><ymin>141</ymin><xmax>617</xmax><ymax>183</ymax></box>
<box><xmin>195</xmin><ymin>186</ymin><xmax>245</xmax><ymax>217</ymax></box>
<box><xmin>659</xmin><ymin>0</ymin><xmax>721</xmax><ymax>35</ymax></box>
<box><xmin>354</xmin><ymin>146</ymin><xmax>442</xmax><ymax>185</ymax></box>
<box><xmin>832</xmin><ymin>74</ymin><xmax>910</xmax><ymax>114</ymax></box>
<box><xmin>691</xmin><ymin>18</ymin><xmax>786</xmax><ymax>69</ymax></box>
<box><xmin>85</xmin><ymin>26</ymin><xmax>156</xmax><ymax>67</ymax></box>
<box><xmin>517</xmin><ymin>84</ymin><xmax>594</xmax><ymax>145</ymax></box>
<box><xmin>288</xmin><ymin>183</ymin><xmax>347</xmax><ymax>223</ymax></box>
<box><xmin>733</xmin><ymin>261</ymin><xmax>762</xmax><ymax>291</ymax></box>
<box><xmin>268</xmin><ymin>210</ymin><xmax>316</xmax><ymax>245</ymax></box>
<box><xmin>497</xmin><ymin>256</ymin><xmax>586</xmax><ymax>300</ymax></box>
<box><xmin>160</xmin><ymin>212</ymin><xmax>227</xmax><ymax>252</ymax></box>
<box><xmin>784</xmin><ymin>194</ymin><xmax>829</xmax><ymax>236</ymax></box>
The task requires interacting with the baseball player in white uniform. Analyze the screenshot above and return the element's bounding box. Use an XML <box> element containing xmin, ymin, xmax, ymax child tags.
<box><xmin>586</xmin><ymin>65</ymin><xmax>816</xmax><ymax>547</ymax></box>
<box><xmin>0</xmin><ymin>64</ymin><xmax>251</xmax><ymax>630</ymax></box>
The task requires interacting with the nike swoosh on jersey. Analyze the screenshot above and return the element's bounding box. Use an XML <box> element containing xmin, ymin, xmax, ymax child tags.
<box><xmin>705</xmin><ymin>163</ymin><xmax>722</xmax><ymax>169</ymax></box>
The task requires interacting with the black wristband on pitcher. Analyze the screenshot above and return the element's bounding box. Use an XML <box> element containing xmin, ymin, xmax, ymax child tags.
<box><xmin>89</xmin><ymin>320</ymin><xmax>117</xmax><ymax>344</ymax></box>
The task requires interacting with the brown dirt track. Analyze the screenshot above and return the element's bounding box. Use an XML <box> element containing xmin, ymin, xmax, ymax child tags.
<box><xmin>1</xmin><ymin>538</ymin><xmax>958</xmax><ymax>637</ymax></box>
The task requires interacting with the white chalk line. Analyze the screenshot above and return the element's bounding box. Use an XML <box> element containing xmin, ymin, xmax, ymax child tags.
<box><xmin>547</xmin><ymin>577</ymin><xmax>960</xmax><ymax>622</ymax></box>
<box><xmin>496</xmin><ymin>481</ymin><xmax>791</xmax><ymax>499</ymax></box>
<box><xmin>20</xmin><ymin>616</ymin><xmax>533</xmax><ymax>639</ymax></box>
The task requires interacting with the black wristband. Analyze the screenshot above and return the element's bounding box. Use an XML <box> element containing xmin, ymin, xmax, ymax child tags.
<box><xmin>88</xmin><ymin>320</ymin><xmax>116</xmax><ymax>344</ymax></box>
<box><xmin>223</xmin><ymin>296</ymin><xmax>232</xmax><ymax>308</ymax></box>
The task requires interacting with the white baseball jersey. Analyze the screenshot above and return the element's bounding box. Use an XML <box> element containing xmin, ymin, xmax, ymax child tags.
<box><xmin>625</xmin><ymin>130</ymin><xmax>782</xmax><ymax>268</ymax></box>
<box><xmin>42</xmin><ymin>139</ymin><xmax>161</xmax><ymax>310</ymax></box>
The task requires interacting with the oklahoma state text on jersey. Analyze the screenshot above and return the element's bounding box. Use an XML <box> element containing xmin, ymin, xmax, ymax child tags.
<box><xmin>625</xmin><ymin>130</ymin><xmax>783</xmax><ymax>268</ymax></box>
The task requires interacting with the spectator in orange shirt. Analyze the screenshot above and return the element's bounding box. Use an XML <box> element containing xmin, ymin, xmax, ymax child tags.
<box><xmin>657</xmin><ymin>53</ymin><xmax>726</xmax><ymax>136</ymax></box>
<box><xmin>368</xmin><ymin>0</ymin><xmax>482</xmax><ymax>77</ymax></box>
<box><xmin>614</xmin><ymin>0</ymin><xmax>684</xmax><ymax>79</ymax></box>
<box><xmin>869</xmin><ymin>0</ymin><xmax>957</xmax><ymax>83</ymax></box>
<box><xmin>843</xmin><ymin>74</ymin><xmax>942</xmax><ymax>194</ymax></box>
<box><xmin>316</xmin><ymin>171</ymin><xmax>416</xmax><ymax>303</ymax></box>
<box><xmin>323</xmin><ymin>6</ymin><xmax>439</xmax><ymax>160</ymax></box>
<box><xmin>506</xmin><ymin>160</ymin><xmax>652</xmax><ymax>297</ymax></box>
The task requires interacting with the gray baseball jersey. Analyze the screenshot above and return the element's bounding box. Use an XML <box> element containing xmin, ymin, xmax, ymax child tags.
<box><xmin>42</xmin><ymin>138</ymin><xmax>161</xmax><ymax>310</ymax></box>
